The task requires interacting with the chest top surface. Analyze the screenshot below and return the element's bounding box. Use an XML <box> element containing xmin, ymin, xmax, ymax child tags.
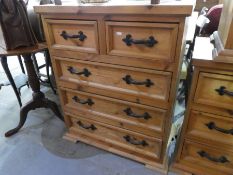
<box><xmin>34</xmin><ymin>0</ymin><xmax>195</xmax><ymax>16</ymax></box>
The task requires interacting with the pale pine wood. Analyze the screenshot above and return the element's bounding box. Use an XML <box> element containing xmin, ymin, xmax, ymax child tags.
<box><xmin>63</xmin><ymin>130</ymin><xmax>166</xmax><ymax>172</ymax></box>
<box><xmin>106</xmin><ymin>21</ymin><xmax>178</xmax><ymax>62</ymax></box>
<box><xmin>68</xmin><ymin>113</ymin><xmax>162</xmax><ymax>159</ymax></box>
<box><xmin>194</xmin><ymin>72</ymin><xmax>233</xmax><ymax>110</ymax></box>
<box><xmin>44</xmin><ymin>19</ymin><xmax>99</xmax><ymax>54</ymax></box>
<box><xmin>180</xmin><ymin>140</ymin><xmax>233</xmax><ymax>175</ymax></box>
<box><xmin>173</xmin><ymin>36</ymin><xmax>233</xmax><ymax>175</ymax></box>
<box><xmin>50</xmin><ymin>49</ymin><xmax>176</xmax><ymax>71</ymax></box>
<box><xmin>191</xmin><ymin>102</ymin><xmax>233</xmax><ymax>119</ymax></box>
<box><xmin>60</xmin><ymin>87</ymin><xmax>167</xmax><ymax>138</ymax></box>
<box><xmin>54</xmin><ymin>56</ymin><xmax>172</xmax><ymax>108</ymax></box>
<box><xmin>36</xmin><ymin>2</ymin><xmax>194</xmax><ymax>172</ymax></box>
<box><xmin>186</xmin><ymin>110</ymin><xmax>233</xmax><ymax>149</ymax></box>
<box><xmin>34</xmin><ymin>0</ymin><xmax>195</xmax><ymax>15</ymax></box>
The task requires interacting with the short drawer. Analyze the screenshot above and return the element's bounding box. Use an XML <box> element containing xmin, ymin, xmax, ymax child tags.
<box><xmin>54</xmin><ymin>57</ymin><xmax>172</xmax><ymax>108</ymax></box>
<box><xmin>61</xmin><ymin>88</ymin><xmax>166</xmax><ymax>137</ymax></box>
<box><xmin>194</xmin><ymin>72</ymin><xmax>233</xmax><ymax>111</ymax></box>
<box><xmin>186</xmin><ymin>110</ymin><xmax>233</xmax><ymax>147</ymax></box>
<box><xmin>106</xmin><ymin>21</ymin><xmax>178</xmax><ymax>62</ymax></box>
<box><xmin>180</xmin><ymin>140</ymin><xmax>233</xmax><ymax>175</ymax></box>
<box><xmin>69</xmin><ymin>115</ymin><xmax>162</xmax><ymax>160</ymax></box>
<box><xmin>44</xmin><ymin>19</ymin><xmax>99</xmax><ymax>54</ymax></box>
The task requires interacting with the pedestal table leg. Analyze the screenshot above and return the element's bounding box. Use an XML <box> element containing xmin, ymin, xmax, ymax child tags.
<box><xmin>5</xmin><ymin>53</ymin><xmax>63</xmax><ymax>137</ymax></box>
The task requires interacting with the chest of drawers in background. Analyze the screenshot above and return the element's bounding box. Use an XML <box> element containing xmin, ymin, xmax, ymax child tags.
<box><xmin>174</xmin><ymin>59</ymin><xmax>233</xmax><ymax>175</ymax></box>
<box><xmin>174</xmin><ymin>37</ymin><xmax>233</xmax><ymax>175</ymax></box>
<box><xmin>174</xmin><ymin>1</ymin><xmax>233</xmax><ymax>174</ymax></box>
<box><xmin>35</xmin><ymin>1</ymin><xmax>194</xmax><ymax>172</ymax></box>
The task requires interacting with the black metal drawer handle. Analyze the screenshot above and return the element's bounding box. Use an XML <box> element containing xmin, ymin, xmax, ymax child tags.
<box><xmin>197</xmin><ymin>151</ymin><xmax>229</xmax><ymax>163</ymax></box>
<box><xmin>77</xmin><ymin>121</ymin><xmax>97</xmax><ymax>131</ymax></box>
<box><xmin>122</xmin><ymin>75</ymin><xmax>154</xmax><ymax>87</ymax></box>
<box><xmin>227</xmin><ymin>110</ymin><xmax>233</xmax><ymax>116</ymax></box>
<box><xmin>123</xmin><ymin>108</ymin><xmax>151</xmax><ymax>120</ymax></box>
<box><xmin>72</xmin><ymin>96</ymin><xmax>94</xmax><ymax>106</ymax></box>
<box><xmin>123</xmin><ymin>135</ymin><xmax>148</xmax><ymax>147</ymax></box>
<box><xmin>205</xmin><ymin>122</ymin><xmax>233</xmax><ymax>135</ymax></box>
<box><xmin>60</xmin><ymin>30</ymin><xmax>87</xmax><ymax>41</ymax></box>
<box><xmin>215</xmin><ymin>86</ymin><xmax>233</xmax><ymax>97</ymax></box>
<box><xmin>122</xmin><ymin>34</ymin><xmax>158</xmax><ymax>47</ymax></box>
<box><xmin>67</xmin><ymin>66</ymin><xmax>91</xmax><ymax>77</ymax></box>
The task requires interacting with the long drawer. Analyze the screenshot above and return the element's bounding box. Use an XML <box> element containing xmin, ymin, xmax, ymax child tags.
<box><xmin>194</xmin><ymin>72</ymin><xmax>233</xmax><ymax>111</ymax></box>
<box><xmin>106</xmin><ymin>21</ymin><xmax>178</xmax><ymax>62</ymax></box>
<box><xmin>54</xmin><ymin>57</ymin><xmax>172</xmax><ymax>108</ymax></box>
<box><xmin>186</xmin><ymin>110</ymin><xmax>233</xmax><ymax>147</ymax></box>
<box><xmin>44</xmin><ymin>19</ymin><xmax>99</xmax><ymax>54</ymax></box>
<box><xmin>180</xmin><ymin>140</ymin><xmax>233</xmax><ymax>175</ymax></box>
<box><xmin>60</xmin><ymin>88</ymin><xmax>166</xmax><ymax>138</ymax></box>
<box><xmin>68</xmin><ymin>114</ymin><xmax>162</xmax><ymax>160</ymax></box>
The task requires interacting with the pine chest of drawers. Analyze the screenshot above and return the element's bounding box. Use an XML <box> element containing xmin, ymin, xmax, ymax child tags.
<box><xmin>174</xmin><ymin>37</ymin><xmax>233</xmax><ymax>175</ymax></box>
<box><xmin>35</xmin><ymin>1</ymin><xmax>194</xmax><ymax>172</ymax></box>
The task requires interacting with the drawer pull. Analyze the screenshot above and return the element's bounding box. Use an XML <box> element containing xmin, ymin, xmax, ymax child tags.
<box><xmin>123</xmin><ymin>135</ymin><xmax>148</xmax><ymax>147</ymax></box>
<box><xmin>60</xmin><ymin>30</ymin><xmax>87</xmax><ymax>41</ymax></box>
<box><xmin>123</xmin><ymin>108</ymin><xmax>151</xmax><ymax>120</ymax></box>
<box><xmin>227</xmin><ymin>110</ymin><xmax>233</xmax><ymax>115</ymax></box>
<box><xmin>122</xmin><ymin>75</ymin><xmax>154</xmax><ymax>87</ymax></box>
<box><xmin>72</xmin><ymin>96</ymin><xmax>94</xmax><ymax>106</ymax></box>
<box><xmin>215</xmin><ymin>86</ymin><xmax>233</xmax><ymax>97</ymax></box>
<box><xmin>77</xmin><ymin>121</ymin><xmax>97</xmax><ymax>131</ymax></box>
<box><xmin>67</xmin><ymin>66</ymin><xmax>91</xmax><ymax>77</ymax></box>
<box><xmin>197</xmin><ymin>151</ymin><xmax>229</xmax><ymax>163</ymax></box>
<box><xmin>205</xmin><ymin>122</ymin><xmax>233</xmax><ymax>135</ymax></box>
<box><xmin>122</xmin><ymin>34</ymin><xmax>158</xmax><ymax>47</ymax></box>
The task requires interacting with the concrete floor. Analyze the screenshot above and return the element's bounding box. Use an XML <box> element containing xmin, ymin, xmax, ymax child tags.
<box><xmin>0</xmin><ymin>57</ymin><xmax>179</xmax><ymax>175</ymax></box>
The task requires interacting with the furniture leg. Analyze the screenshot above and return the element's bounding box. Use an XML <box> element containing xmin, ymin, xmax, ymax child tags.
<box><xmin>32</xmin><ymin>53</ymin><xmax>40</xmax><ymax>77</ymax></box>
<box><xmin>0</xmin><ymin>56</ymin><xmax>22</xmax><ymax>107</ymax></box>
<box><xmin>17</xmin><ymin>55</ymin><xmax>25</xmax><ymax>74</ymax></box>
<box><xmin>44</xmin><ymin>49</ymin><xmax>56</xmax><ymax>94</ymax></box>
<box><xmin>5</xmin><ymin>53</ymin><xmax>63</xmax><ymax>137</ymax></box>
<box><xmin>18</xmin><ymin>55</ymin><xmax>29</xmax><ymax>88</ymax></box>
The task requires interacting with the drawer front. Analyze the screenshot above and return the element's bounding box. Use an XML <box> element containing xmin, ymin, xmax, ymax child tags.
<box><xmin>55</xmin><ymin>57</ymin><xmax>172</xmax><ymax>107</ymax></box>
<box><xmin>194</xmin><ymin>73</ymin><xmax>233</xmax><ymax>110</ymax></box>
<box><xmin>186</xmin><ymin>110</ymin><xmax>233</xmax><ymax>147</ymax></box>
<box><xmin>180</xmin><ymin>140</ymin><xmax>233</xmax><ymax>175</ymax></box>
<box><xmin>106</xmin><ymin>21</ymin><xmax>178</xmax><ymax>62</ymax></box>
<box><xmin>61</xmin><ymin>88</ymin><xmax>166</xmax><ymax>137</ymax></box>
<box><xmin>69</xmin><ymin>115</ymin><xmax>162</xmax><ymax>159</ymax></box>
<box><xmin>45</xmin><ymin>19</ymin><xmax>99</xmax><ymax>54</ymax></box>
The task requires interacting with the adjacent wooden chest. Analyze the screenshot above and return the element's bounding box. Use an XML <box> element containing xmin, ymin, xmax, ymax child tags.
<box><xmin>174</xmin><ymin>37</ymin><xmax>233</xmax><ymax>175</ymax></box>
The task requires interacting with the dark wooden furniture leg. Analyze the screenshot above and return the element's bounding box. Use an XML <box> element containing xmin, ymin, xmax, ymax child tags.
<box><xmin>5</xmin><ymin>53</ymin><xmax>63</xmax><ymax>137</ymax></box>
<box><xmin>31</xmin><ymin>53</ymin><xmax>40</xmax><ymax>76</ymax></box>
<box><xmin>17</xmin><ymin>55</ymin><xmax>26</xmax><ymax>74</ymax></box>
<box><xmin>17</xmin><ymin>55</ymin><xmax>29</xmax><ymax>91</ymax></box>
<box><xmin>0</xmin><ymin>56</ymin><xmax>23</xmax><ymax>107</ymax></box>
<box><xmin>44</xmin><ymin>49</ymin><xmax>56</xmax><ymax>94</ymax></box>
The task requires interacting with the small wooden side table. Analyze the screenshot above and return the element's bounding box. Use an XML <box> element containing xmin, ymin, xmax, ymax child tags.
<box><xmin>0</xmin><ymin>43</ymin><xmax>63</xmax><ymax>137</ymax></box>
